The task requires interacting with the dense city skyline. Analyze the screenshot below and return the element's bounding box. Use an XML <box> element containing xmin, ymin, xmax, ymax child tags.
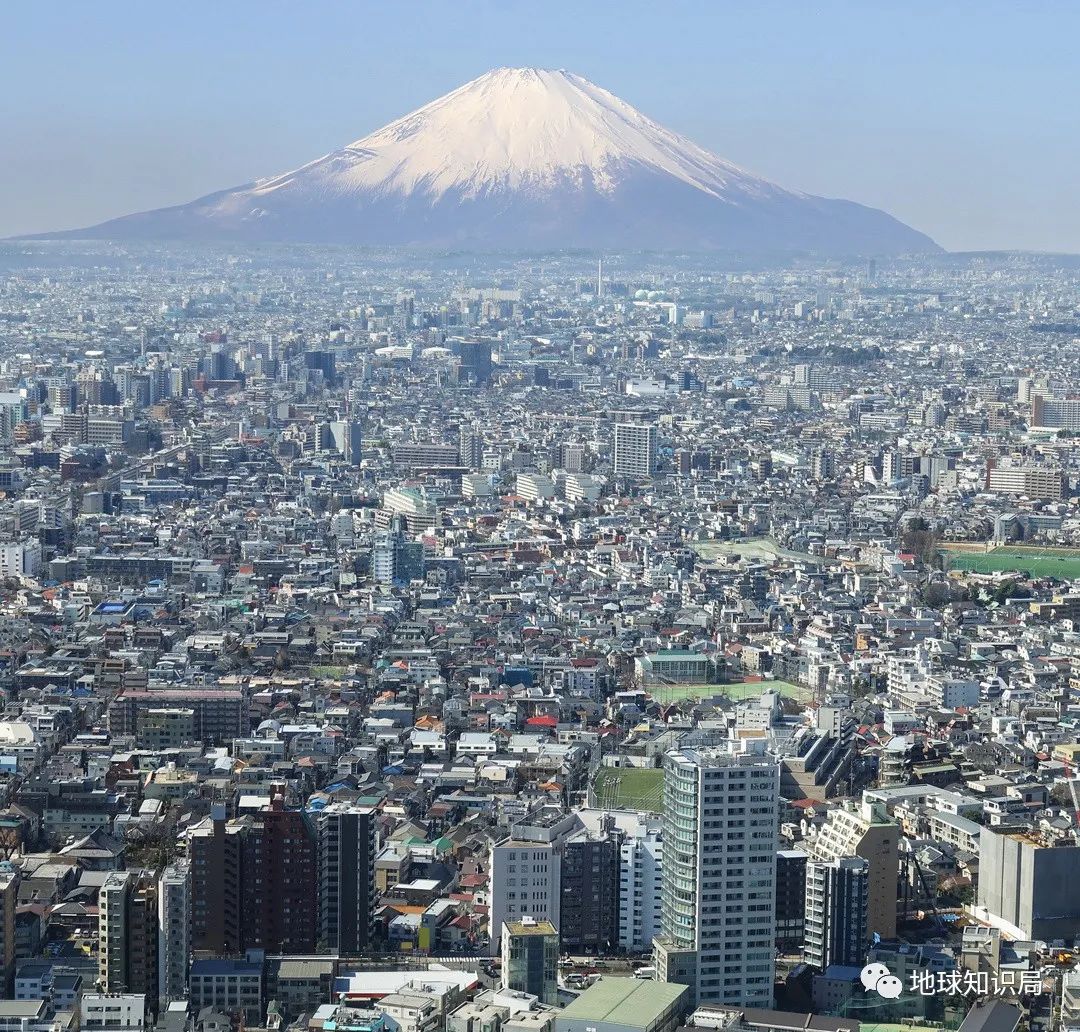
<box><xmin>2</xmin><ymin>9</ymin><xmax>1080</xmax><ymax>1032</ymax></box>
<box><xmin>0</xmin><ymin>236</ymin><xmax>1078</xmax><ymax>1028</ymax></box>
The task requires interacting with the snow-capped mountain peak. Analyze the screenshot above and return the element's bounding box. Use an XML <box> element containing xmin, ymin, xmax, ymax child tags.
<box><xmin>251</xmin><ymin>67</ymin><xmax>770</xmax><ymax>203</ymax></box>
<box><xmin>36</xmin><ymin>67</ymin><xmax>939</xmax><ymax>253</ymax></box>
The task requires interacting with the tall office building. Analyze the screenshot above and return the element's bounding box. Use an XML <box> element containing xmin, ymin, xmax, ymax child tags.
<box><xmin>318</xmin><ymin>804</ymin><xmax>377</xmax><ymax>954</ymax></box>
<box><xmin>392</xmin><ymin>442</ymin><xmax>462</xmax><ymax>469</ymax></box>
<box><xmin>803</xmin><ymin>856</ymin><xmax>869</xmax><ymax>971</ymax></box>
<box><xmin>459</xmin><ymin>428</ymin><xmax>484</xmax><ymax>470</ymax></box>
<box><xmin>305</xmin><ymin>421</ymin><xmax>335</xmax><ymax>454</ymax></box>
<box><xmin>147</xmin><ymin>365</ymin><xmax>172</xmax><ymax>405</ymax></box>
<box><xmin>457</xmin><ymin>340</ymin><xmax>493</xmax><ymax>385</ymax></box>
<box><xmin>1032</xmin><ymin>393</ymin><xmax>1080</xmax><ymax>430</ymax></box>
<box><xmin>654</xmin><ymin>741</ymin><xmax>780</xmax><ymax>1008</ymax></box>
<box><xmin>488</xmin><ymin>809</ymin><xmax>577</xmax><ymax>955</ymax></box>
<box><xmin>99</xmin><ymin>870</ymin><xmax>159</xmax><ymax>998</ymax></box>
<box><xmin>203</xmin><ymin>345</ymin><xmax>237</xmax><ymax>383</ymax></box>
<box><xmin>811</xmin><ymin>448</ymin><xmax>835</xmax><ymax>481</ymax></box>
<box><xmin>614</xmin><ymin>422</ymin><xmax>657</xmax><ymax>479</ymax></box>
<box><xmin>304</xmin><ymin>349</ymin><xmax>337</xmax><ymax>385</ymax></box>
<box><xmin>881</xmin><ymin>449</ymin><xmax>921</xmax><ymax>484</ymax></box>
<box><xmin>558</xmin><ymin>440</ymin><xmax>586</xmax><ymax>473</ymax></box>
<box><xmin>679</xmin><ymin>368</ymin><xmax>704</xmax><ymax>392</ymax></box>
<box><xmin>329</xmin><ymin>420</ymin><xmax>363</xmax><ymax>464</ymax></box>
<box><xmin>377</xmin><ymin>488</ymin><xmax>439</xmax><ymax>533</ymax></box>
<box><xmin>978</xmin><ymin>828</ymin><xmax>1080</xmax><ymax>940</ymax></box>
<box><xmin>984</xmin><ymin>460</ymin><xmax>1065</xmax><ymax>501</ymax></box>
<box><xmin>0</xmin><ymin>394</ymin><xmax>27</xmax><ymax>444</ymax></box>
<box><xmin>75</xmin><ymin>368</ymin><xmax>117</xmax><ymax>406</ymax></box>
<box><xmin>190</xmin><ymin>795</ymin><xmax>318</xmax><ymax>956</ymax></box>
<box><xmin>157</xmin><ymin>863</ymin><xmax>190</xmax><ymax>1010</ymax></box>
<box><xmin>372</xmin><ymin>516</ymin><xmax>426</xmax><ymax>585</ymax></box>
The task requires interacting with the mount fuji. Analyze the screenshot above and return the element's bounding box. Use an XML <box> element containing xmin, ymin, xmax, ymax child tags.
<box><xmin>40</xmin><ymin>67</ymin><xmax>939</xmax><ymax>253</ymax></box>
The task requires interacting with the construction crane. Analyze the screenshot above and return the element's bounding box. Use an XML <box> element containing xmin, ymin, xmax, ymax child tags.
<box><xmin>909</xmin><ymin>849</ymin><xmax>941</xmax><ymax>922</ymax></box>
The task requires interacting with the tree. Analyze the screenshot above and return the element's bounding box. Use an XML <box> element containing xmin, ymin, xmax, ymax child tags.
<box><xmin>850</xmin><ymin>676</ymin><xmax>873</xmax><ymax>699</ymax></box>
<box><xmin>1050</xmin><ymin>783</ymin><xmax>1075</xmax><ymax>809</ymax></box>
<box><xmin>922</xmin><ymin>581</ymin><xmax>953</xmax><ymax>607</ymax></box>
<box><xmin>902</xmin><ymin>520</ymin><xmax>941</xmax><ymax>565</ymax></box>
<box><xmin>993</xmin><ymin>579</ymin><xmax>1021</xmax><ymax>604</ymax></box>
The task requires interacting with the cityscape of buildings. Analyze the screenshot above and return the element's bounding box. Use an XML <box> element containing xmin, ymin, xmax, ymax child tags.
<box><xmin>0</xmin><ymin>240</ymin><xmax>1076</xmax><ymax>1032</ymax></box>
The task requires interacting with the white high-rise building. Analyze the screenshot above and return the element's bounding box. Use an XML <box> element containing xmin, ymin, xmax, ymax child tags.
<box><xmin>654</xmin><ymin>740</ymin><xmax>780</xmax><ymax>1008</ymax></box>
<box><xmin>1032</xmin><ymin>393</ymin><xmax>1080</xmax><ymax>430</ymax></box>
<box><xmin>377</xmin><ymin>488</ymin><xmax>439</xmax><ymax>533</ymax></box>
<box><xmin>613</xmin><ymin>422</ymin><xmax>657</xmax><ymax>479</ymax></box>
<box><xmin>157</xmin><ymin>862</ymin><xmax>190</xmax><ymax>1010</ymax></box>
<box><xmin>984</xmin><ymin>460</ymin><xmax>1065</xmax><ymax>501</ymax></box>
<box><xmin>459</xmin><ymin>428</ymin><xmax>483</xmax><ymax>469</ymax></box>
<box><xmin>461</xmin><ymin>473</ymin><xmax>493</xmax><ymax>499</ymax></box>
<box><xmin>618</xmin><ymin>820</ymin><xmax>663</xmax><ymax>951</ymax></box>
<box><xmin>515</xmin><ymin>473</ymin><xmax>556</xmax><ymax>503</ymax></box>
<box><xmin>99</xmin><ymin>871</ymin><xmax>132</xmax><ymax>992</ymax></box>
<box><xmin>487</xmin><ymin>809</ymin><xmax>577</xmax><ymax>955</ymax></box>
<box><xmin>0</xmin><ymin>539</ymin><xmax>41</xmax><ymax>580</ymax></box>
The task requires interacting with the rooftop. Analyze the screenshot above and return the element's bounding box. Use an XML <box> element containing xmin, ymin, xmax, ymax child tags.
<box><xmin>559</xmin><ymin>977</ymin><xmax>687</xmax><ymax>1026</ymax></box>
<box><xmin>505</xmin><ymin>919</ymin><xmax>557</xmax><ymax>937</ymax></box>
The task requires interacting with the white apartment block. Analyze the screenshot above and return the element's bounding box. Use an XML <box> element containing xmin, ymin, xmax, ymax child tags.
<box><xmin>654</xmin><ymin>741</ymin><xmax>780</xmax><ymax>1008</ymax></box>
<box><xmin>618</xmin><ymin>823</ymin><xmax>663</xmax><ymax>951</ymax></box>
<box><xmin>157</xmin><ymin>863</ymin><xmax>190</xmax><ymax>1010</ymax></box>
<box><xmin>0</xmin><ymin>539</ymin><xmax>42</xmax><ymax>580</ymax></box>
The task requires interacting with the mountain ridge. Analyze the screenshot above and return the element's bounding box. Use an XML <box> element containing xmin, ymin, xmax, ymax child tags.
<box><xmin>29</xmin><ymin>67</ymin><xmax>940</xmax><ymax>254</ymax></box>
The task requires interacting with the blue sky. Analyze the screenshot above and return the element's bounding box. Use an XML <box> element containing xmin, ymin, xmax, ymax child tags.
<box><xmin>3</xmin><ymin>0</ymin><xmax>1077</xmax><ymax>251</ymax></box>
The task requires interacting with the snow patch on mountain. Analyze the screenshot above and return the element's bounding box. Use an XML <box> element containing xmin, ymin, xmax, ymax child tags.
<box><xmin>239</xmin><ymin>67</ymin><xmax>782</xmax><ymax>205</ymax></box>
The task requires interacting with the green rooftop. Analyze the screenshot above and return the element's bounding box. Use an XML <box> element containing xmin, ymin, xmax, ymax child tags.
<box><xmin>592</xmin><ymin>767</ymin><xmax>664</xmax><ymax>812</ymax></box>
<box><xmin>559</xmin><ymin>977</ymin><xmax>687</xmax><ymax>1028</ymax></box>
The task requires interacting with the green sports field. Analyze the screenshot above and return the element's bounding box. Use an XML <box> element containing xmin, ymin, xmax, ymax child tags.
<box><xmin>592</xmin><ymin>767</ymin><xmax>664</xmax><ymax>811</ymax></box>
<box><xmin>647</xmin><ymin>679</ymin><xmax>813</xmax><ymax>704</ymax></box>
<box><xmin>310</xmin><ymin>665</ymin><xmax>350</xmax><ymax>678</ymax></box>
<box><xmin>942</xmin><ymin>545</ymin><xmax>1080</xmax><ymax>580</ymax></box>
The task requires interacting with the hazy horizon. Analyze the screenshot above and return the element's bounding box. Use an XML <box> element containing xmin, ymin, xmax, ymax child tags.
<box><xmin>4</xmin><ymin>0</ymin><xmax>1079</xmax><ymax>252</ymax></box>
